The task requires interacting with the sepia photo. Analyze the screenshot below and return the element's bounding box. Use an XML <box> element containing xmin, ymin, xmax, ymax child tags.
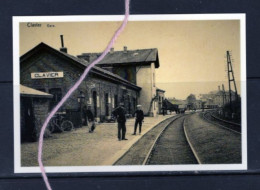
<box><xmin>13</xmin><ymin>14</ymin><xmax>247</xmax><ymax>173</ymax></box>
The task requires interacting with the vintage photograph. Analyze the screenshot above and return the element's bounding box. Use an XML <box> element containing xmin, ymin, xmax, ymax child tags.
<box><xmin>13</xmin><ymin>15</ymin><xmax>246</xmax><ymax>173</ymax></box>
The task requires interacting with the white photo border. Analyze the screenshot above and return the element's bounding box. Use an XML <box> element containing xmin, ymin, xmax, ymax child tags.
<box><xmin>13</xmin><ymin>14</ymin><xmax>247</xmax><ymax>173</ymax></box>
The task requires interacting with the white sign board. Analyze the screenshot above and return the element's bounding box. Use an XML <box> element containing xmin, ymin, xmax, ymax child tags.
<box><xmin>31</xmin><ymin>72</ymin><xmax>64</xmax><ymax>79</ymax></box>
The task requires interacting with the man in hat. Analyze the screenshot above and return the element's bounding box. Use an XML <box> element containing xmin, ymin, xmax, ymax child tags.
<box><xmin>86</xmin><ymin>105</ymin><xmax>95</xmax><ymax>133</ymax></box>
<box><xmin>112</xmin><ymin>102</ymin><xmax>127</xmax><ymax>141</ymax></box>
<box><xmin>133</xmin><ymin>105</ymin><xmax>144</xmax><ymax>135</ymax></box>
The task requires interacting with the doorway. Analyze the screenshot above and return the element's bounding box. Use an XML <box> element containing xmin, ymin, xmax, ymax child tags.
<box><xmin>92</xmin><ymin>91</ymin><xmax>97</xmax><ymax>117</ymax></box>
<box><xmin>105</xmin><ymin>93</ymin><xmax>109</xmax><ymax>116</ymax></box>
<box><xmin>21</xmin><ymin>97</ymin><xmax>35</xmax><ymax>142</ymax></box>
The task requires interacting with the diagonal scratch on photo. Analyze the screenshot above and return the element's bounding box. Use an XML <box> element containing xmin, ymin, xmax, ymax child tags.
<box><xmin>15</xmin><ymin>15</ymin><xmax>246</xmax><ymax>172</ymax></box>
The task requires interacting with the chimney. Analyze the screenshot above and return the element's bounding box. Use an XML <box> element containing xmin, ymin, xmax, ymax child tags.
<box><xmin>110</xmin><ymin>47</ymin><xmax>114</xmax><ymax>54</ymax></box>
<box><xmin>59</xmin><ymin>35</ymin><xmax>68</xmax><ymax>53</ymax></box>
<box><xmin>123</xmin><ymin>46</ymin><xmax>127</xmax><ymax>53</ymax></box>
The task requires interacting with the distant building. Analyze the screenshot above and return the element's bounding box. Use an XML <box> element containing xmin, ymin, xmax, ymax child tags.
<box><xmin>78</xmin><ymin>46</ymin><xmax>162</xmax><ymax>116</ymax></box>
<box><xmin>198</xmin><ymin>87</ymin><xmax>237</xmax><ymax>108</ymax></box>
<box><xmin>195</xmin><ymin>100</ymin><xmax>202</xmax><ymax>109</ymax></box>
<box><xmin>156</xmin><ymin>88</ymin><xmax>165</xmax><ymax>114</ymax></box>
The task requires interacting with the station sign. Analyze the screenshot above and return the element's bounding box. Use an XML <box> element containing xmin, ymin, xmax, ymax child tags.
<box><xmin>31</xmin><ymin>72</ymin><xmax>64</xmax><ymax>79</ymax></box>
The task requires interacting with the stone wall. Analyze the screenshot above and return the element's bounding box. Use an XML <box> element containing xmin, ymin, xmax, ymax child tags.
<box><xmin>32</xmin><ymin>98</ymin><xmax>52</xmax><ymax>138</ymax></box>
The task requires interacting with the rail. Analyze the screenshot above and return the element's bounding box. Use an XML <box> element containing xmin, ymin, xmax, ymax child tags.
<box><xmin>210</xmin><ymin>112</ymin><xmax>241</xmax><ymax>127</ymax></box>
<box><xmin>143</xmin><ymin>114</ymin><xmax>200</xmax><ymax>165</ymax></box>
<box><xmin>202</xmin><ymin>111</ymin><xmax>241</xmax><ymax>135</ymax></box>
<box><xmin>142</xmin><ymin>115</ymin><xmax>182</xmax><ymax>165</ymax></box>
<box><xmin>183</xmin><ymin>118</ymin><xmax>201</xmax><ymax>164</ymax></box>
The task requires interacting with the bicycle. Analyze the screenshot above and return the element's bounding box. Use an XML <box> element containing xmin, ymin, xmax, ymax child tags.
<box><xmin>48</xmin><ymin>113</ymin><xmax>74</xmax><ymax>132</ymax></box>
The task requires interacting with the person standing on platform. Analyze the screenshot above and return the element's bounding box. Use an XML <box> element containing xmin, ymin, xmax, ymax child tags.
<box><xmin>132</xmin><ymin>105</ymin><xmax>144</xmax><ymax>135</ymax></box>
<box><xmin>112</xmin><ymin>102</ymin><xmax>127</xmax><ymax>141</ymax></box>
<box><xmin>86</xmin><ymin>105</ymin><xmax>96</xmax><ymax>133</ymax></box>
<box><xmin>82</xmin><ymin>105</ymin><xmax>88</xmax><ymax>126</ymax></box>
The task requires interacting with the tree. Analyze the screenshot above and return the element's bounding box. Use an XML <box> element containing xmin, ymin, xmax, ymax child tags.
<box><xmin>186</xmin><ymin>94</ymin><xmax>197</xmax><ymax>110</ymax></box>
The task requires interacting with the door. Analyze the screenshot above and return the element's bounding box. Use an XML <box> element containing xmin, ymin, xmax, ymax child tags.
<box><xmin>22</xmin><ymin>97</ymin><xmax>35</xmax><ymax>142</ymax></box>
<box><xmin>93</xmin><ymin>91</ymin><xmax>97</xmax><ymax>117</ymax></box>
<box><xmin>105</xmin><ymin>93</ymin><xmax>109</xmax><ymax>116</ymax></box>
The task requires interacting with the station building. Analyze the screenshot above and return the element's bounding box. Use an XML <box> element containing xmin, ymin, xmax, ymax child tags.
<box><xmin>20</xmin><ymin>42</ymin><xmax>165</xmax><ymax>140</ymax></box>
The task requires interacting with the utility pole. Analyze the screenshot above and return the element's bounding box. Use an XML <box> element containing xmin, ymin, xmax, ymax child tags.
<box><xmin>226</xmin><ymin>51</ymin><xmax>238</xmax><ymax>111</ymax></box>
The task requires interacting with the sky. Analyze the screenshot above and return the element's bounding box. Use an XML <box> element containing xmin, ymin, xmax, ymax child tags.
<box><xmin>20</xmin><ymin>19</ymin><xmax>241</xmax><ymax>99</ymax></box>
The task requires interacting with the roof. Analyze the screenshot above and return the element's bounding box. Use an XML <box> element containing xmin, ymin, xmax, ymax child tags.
<box><xmin>77</xmin><ymin>48</ymin><xmax>160</xmax><ymax>68</ymax></box>
<box><xmin>20</xmin><ymin>43</ymin><xmax>141</xmax><ymax>91</ymax></box>
<box><xmin>20</xmin><ymin>85</ymin><xmax>53</xmax><ymax>98</ymax></box>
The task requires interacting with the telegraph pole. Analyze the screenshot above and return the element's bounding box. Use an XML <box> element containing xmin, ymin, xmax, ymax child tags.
<box><xmin>226</xmin><ymin>51</ymin><xmax>238</xmax><ymax>111</ymax></box>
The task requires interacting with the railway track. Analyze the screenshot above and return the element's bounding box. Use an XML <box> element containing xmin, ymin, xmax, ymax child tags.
<box><xmin>145</xmin><ymin>114</ymin><xmax>199</xmax><ymax>165</ymax></box>
<box><xmin>114</xmin><ymin>114</ymin><xmax>200</xmax><ymax>165</ymax></box>
<box><xmin>202</xmin><ymin>111</ymin><xmax>241</xmax><ymax>134</ymax></box>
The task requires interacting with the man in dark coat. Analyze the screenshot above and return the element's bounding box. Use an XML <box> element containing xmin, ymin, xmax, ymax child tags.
<box><xmin>132</xmin><ymin>105</ymin><xmax>144</xmax><ymax>135</ymax></box>
<box><xmin>82</xmin><ymin>105</ymin><xmax>88</xmax><ymax>126</ymax></box>
<box><xmin>112</xmin><ymin>102</ymin><xmax>127</xmax><ymax>141</ymax></box>
<box><xmin>86</xmin><ymin>105</ymin><xmax>95</xmax><ymax>133</ymax></box>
